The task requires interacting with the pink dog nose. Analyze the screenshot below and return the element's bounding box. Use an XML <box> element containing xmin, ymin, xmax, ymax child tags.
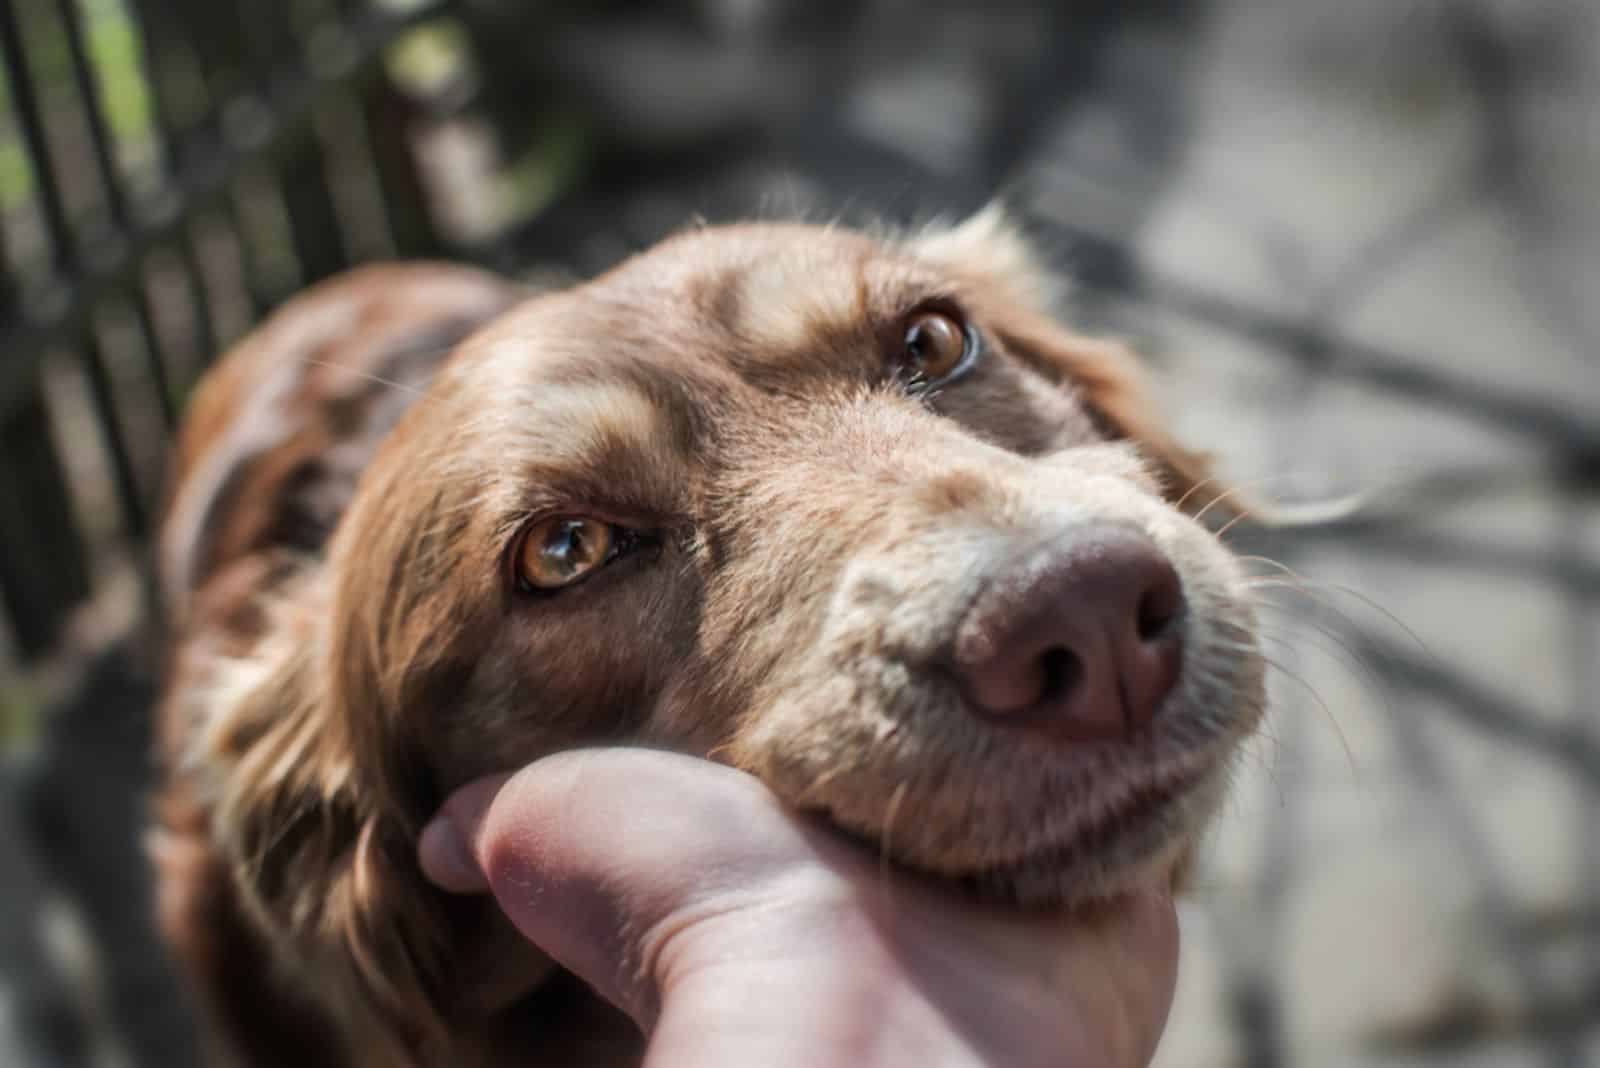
<box><xmin>952</xmin><ymin>525</ymin><xmax>1185</xmax><ymax>741</ymax></box>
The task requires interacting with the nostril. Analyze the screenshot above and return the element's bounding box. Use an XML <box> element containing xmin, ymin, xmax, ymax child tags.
<box><xmin>1137</xmin><ymin>588</ymin><xmax>1182</xmax><ymax>641</ymax></box>
<box><xmin>1036</xmin><ymin>646</ymin><xmax>1081</xmax><ymax>704</ymax></box>
<box><xmin>1135</xmin><ymin>562</ymin><xmax>1185</xmax><ymax>643</ymax></box>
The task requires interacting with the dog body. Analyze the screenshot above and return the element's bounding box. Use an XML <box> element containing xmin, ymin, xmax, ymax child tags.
<box><xmin>154</xmin><ymin>214</ymin><xmax>1264</xmax><ymax>1066</ymax></box>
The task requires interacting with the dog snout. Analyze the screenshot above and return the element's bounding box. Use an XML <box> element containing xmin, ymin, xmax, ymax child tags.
<box><xmin>951</xmin><ymin>524</ymin><xmax>1185</xmax><ymax>741</ymax></box>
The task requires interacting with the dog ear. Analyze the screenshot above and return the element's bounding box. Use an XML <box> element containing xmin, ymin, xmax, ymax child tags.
<box><xmin>910</xmin><ymin>206</ymin><xmax>1226</xmax><ymax>516</ymax></box>
<box><xmin>991</xmin><ymin>311</ymin><xmax>1220</xmax><ymax>513</ymax></box>
<box><xmin>159</xmin><ymin>267</ymin><xmax>520</xmax><ymax>626</ymax></box>
<box><xmin>202</xmin><ymin>607</ymin><xmax>453</xmax><ymax>1065</ymax></box>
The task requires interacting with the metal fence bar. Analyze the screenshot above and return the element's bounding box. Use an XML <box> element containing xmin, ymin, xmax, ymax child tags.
<box><xmin>0</xmin><ymin>0</ymin><xmax>450</xmax><ymax>653</ymax></box>
<box><xmin>0</xmin><ymin>0</ymin><xmax>77</xmax><ymax>276</ymax></box>
<box><xmin>77</xmin><ymin>328</ymin><xmax>150</xmax><ymax>537</ymax></box>
<box><xmin>0</xmin><ymin>51</ymin><xmax>90</xmax><ymax>661</ymax></box>
<box><xmin>55</xmin><ymin>0</ymin><xmax>177</xmax><ymax>430</ymax></box>
<box><xmin>0</xmin><ymin>0</ymin><xmax>147</xmax><ymax>546</ymax></box>
<box><xmin>363</xmin><ymin>80</ymin><xmax>443</xmax><ymax>260</ymax></box>
<box><xmin>0</xmin><ymin>395</ymin><xmax>91</xmax><ymax>657</ymax></box>
<box><xmin>125</xmin><ymin>0</ymin><xmax>220</xmax><ymax>362</ymax></box>
<box><xmin>237</xmin><ymin>0</ymin><xmax>349</xmax><ymax>285</ymax></box>
<box><xmin>174</xmin><ymin>222</ymin><xmax>218</xmax><ymax>361</ymax></box>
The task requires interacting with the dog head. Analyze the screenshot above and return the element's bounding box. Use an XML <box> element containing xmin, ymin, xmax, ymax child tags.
<box><xmin>199</xmin><ymin>210</ymin><xmax>1263</xmax><ymax>1050</ymax></box>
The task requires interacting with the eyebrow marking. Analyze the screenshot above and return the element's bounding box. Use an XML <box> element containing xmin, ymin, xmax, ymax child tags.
<box><xmin>728</xmin><ymin>251</ymin><xmax>868</xmax><ymax>354</ymax></box>
<box><xmin>695</xmin><ymin>265</ymin><xmax>744</xmax><ymax>333</ymax></box>
<box><xmin>446</xmin><ymin>348</ymin><xmax>719</xmax><ymax>542</ymax></box>
<box><xmin>545</xmin><ymin>353</ymin><xmax>718</xmax><ymax>458</ymax></box>
<box><xmin>485</xmin><ymin>380</ymin><xmax>663</xmax><ymax>467</ymax></box>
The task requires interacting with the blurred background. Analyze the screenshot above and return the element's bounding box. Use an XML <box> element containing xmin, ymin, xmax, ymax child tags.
<box><xmin>0</xmin><ymin>0</ymin><xmax>1595</xmax><ymax>1065</ymax></box>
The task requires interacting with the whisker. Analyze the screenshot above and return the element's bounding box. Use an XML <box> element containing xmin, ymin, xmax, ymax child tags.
<box><xmin>1247</xmin><ymin>584</ymin><xmax>1380</xmax><ymax>674</ymax></box>
<box><xmin>1246</xmin><ymin>576</ymin><xmax>1439</xmax><ymax>668</ymax></box>
<box><xmin>300</xmin><ymin>356</ymin><xmax>437</xmax><ymax>399</ymax></box>
<box><xmin>1235</xmin><ymin>554</ymin><xmax>1311</xmax><ymax>585</ymax></box>
<box><xmin>1190</xmin><ymin>470</ymin><xmax>1337</xmax><ymax>525</ymax></box>
<box><xmin>1215</xmin><ymin>506</ymin><xmax>1256</xmax><ymax>540</ymax></box>
<box><xmin>1299</xmin><ymin>581</ymin><xmax>1440</xmax><ymax>667</ymax></box>
<box><xmin>794</xmin><ymin>763</ymin><xmax>851</xmax><ymax>808</ymax></box>
<box><xmin>1173</xmin><ymin>475</ymin><xmax>1219</xmax><ymax>513</ymax></box>
<box><xmin>879</xmin><ymin>781</ymin><xmax>911</xmax><ymax>903</ymax></box>
<box><xmin>1228</xmin><ymin>567</ymin><xmax>1365</xmax><ymax>773</ymax></box>
<box><xmin>1255</xmin><ymin>635</ymin><xmax>1359</xmax><ymax>773</ymax></box>
<box><xmin>702</xmin><ymin>740</ymin><xmax>737</xmax><ymax>764</ymax></box>
<box><xmin>1183</xmin><ymin>469</ymin><xmax>1341</xmax><ymax>520</ymax></box>
<box><xmin>1269</xmin><ymin>614</ymin><xmax>1389</xmax><ymax>715</ymax></box>
<box><xmin>1256</xmin><ymin>653</ymin><xmax>1353</xmax><ymax>771</ymax></box>
<box><xmin>1230</xmin><ymin>737</ymin><xmax>1287</xmax><ymax>809</ymax></box>
<box><xmin>1192</xmin><ymin>483</ymin><xmax>1250</xmax><ymax>525</ymax></box>
<box><xmin>1239</xmin><ymin>558</ymin><xmax>1387</xmax><ymax>646</ymax></box>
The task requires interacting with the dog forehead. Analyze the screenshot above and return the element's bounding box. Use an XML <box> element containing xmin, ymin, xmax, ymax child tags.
<box><xmin>633</xmin><ymin>223</ymin><xmax>953</xmax><ymax>351</ymax></box>
<box><xmin>442</xmin><ymin>221</ymin><xmax>973</xmax><ymax>452</ymax></box>
<box><xmin>692</xmin><ymin>231</ymin><xmax>870</xmax><ymax>347</ymax></box>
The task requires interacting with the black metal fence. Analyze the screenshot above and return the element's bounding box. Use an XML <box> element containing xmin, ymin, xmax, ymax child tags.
<box><xmin>0</xmin><ymin>10</ymin><xmax>479</xmax><ymax>1052</ymax></box>
<box><xmin>0</xmin><ymin>0</ymin><xmax>464</xmax><ymax>662</ymax></box>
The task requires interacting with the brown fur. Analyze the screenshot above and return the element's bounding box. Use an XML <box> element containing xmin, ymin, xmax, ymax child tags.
<box><xmin>154</xmin><ymin>212</ymin><xmax>1264</xmax><ymax>1066</ymax></box>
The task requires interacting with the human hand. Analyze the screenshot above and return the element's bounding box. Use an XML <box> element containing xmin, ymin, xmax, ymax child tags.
<box><xmin>419</xmin><ymin>748</ymin><xmax>1178</xmax><ymax>1068</ymax></box>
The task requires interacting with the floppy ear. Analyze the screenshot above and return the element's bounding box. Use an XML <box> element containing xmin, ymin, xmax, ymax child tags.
<box><xmin>910</xmin><ymin>206</ymin><xmax>1225</xmax><ymax>516</ymax></box>
<box><xmin>989</xmin><ymin>310</ymin><xmax>1219</xmax><ymax>512</ymax></box>
<box><xmin>159</xmin><ymin>266</ymin><xmax>522</xmax><ymax>625</ymax></box>
<box><xmin>200</xmin><ymin>599</ymin><xmax>454</xmax><ymax>1065</ymax></box>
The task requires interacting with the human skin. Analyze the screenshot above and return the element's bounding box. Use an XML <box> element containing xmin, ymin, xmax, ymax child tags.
<box><xmin>419</xmin><ymin>748</ymin><xmax>1180</xmax><ymax>1068</ymax></box>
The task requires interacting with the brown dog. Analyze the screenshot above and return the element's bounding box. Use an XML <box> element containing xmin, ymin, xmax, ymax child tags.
<box><xmin>152</xmin><ymin>210</ymin><xmax>1265</xmax><ymax>1067</ymax></box>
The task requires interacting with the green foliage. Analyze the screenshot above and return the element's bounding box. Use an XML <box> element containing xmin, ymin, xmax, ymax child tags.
<box><xmin>0</xmin><ymin>681</ymin><xmax>40</xmax><ymax>752</ymax></box>
<box><xmin>498</xmin><ymin>110</ymin><xmax>588</xmax><ymax>222</ymax></box>
<box><xmin>0</xmin><ymin>0</ymin><xmax>156</xmax><ymax>211</ymax></box>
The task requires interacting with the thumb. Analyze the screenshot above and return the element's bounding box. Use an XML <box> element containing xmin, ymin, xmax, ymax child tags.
<box><xmin>418</xmin><ymin>773</ymin><xmax>511</xmax><ymax>892</ymax></box>
<box><xmin>416</xmin><ymin>748</ymin><xmax>821</xmax><ymax>1026</ymax></box>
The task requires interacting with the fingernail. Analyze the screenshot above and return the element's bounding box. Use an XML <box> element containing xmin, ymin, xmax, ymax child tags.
<box><xmin>419</xmin><ymin>815</ymin><xmax>488</xmax><ymax>892</ymax></box>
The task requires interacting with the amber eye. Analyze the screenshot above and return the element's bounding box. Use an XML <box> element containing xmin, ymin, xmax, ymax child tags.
<box><xmin>515</xmin><ymin>517</ymin><xmax>616</xmax><ymax>591</ymax></box>
<box><xmin>901</xmin><ymin>310</ymin><xmax>977</xmax><ymax>384</ymax></box>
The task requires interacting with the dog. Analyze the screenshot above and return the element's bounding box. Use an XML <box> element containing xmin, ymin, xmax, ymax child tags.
<box><xmin>152</xmin><ymin>210</ymin><xmax>1265</xmax><ymax>1067</ymax></box>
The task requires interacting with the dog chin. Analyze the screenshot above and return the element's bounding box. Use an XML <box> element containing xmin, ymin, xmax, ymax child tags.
<box><xmin>962</xmin><ymin>769</ymin><xmax>1227</xmax><ymax>906</ymax></box>
<box><xmin>824</xmin><ymin>764</ymin><xmax>1227</xmax><ymax>908</ymax></box>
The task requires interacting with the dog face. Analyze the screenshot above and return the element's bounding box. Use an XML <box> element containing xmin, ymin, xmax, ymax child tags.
<box><xmin>184</xmin><ymin>213</ymin><xmax>1264</xmax><ymax>1057</ymax></box>
<box><xmin>315</xmin><ymin>212</ymin><xmax>1262</xmax><ymax>906</ymax></box>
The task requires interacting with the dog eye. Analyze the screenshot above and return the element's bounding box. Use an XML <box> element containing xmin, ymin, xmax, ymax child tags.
<box><xmin>900</xmin><ymin>310</ymin><xmax>979</xmax><ymax>386</ymax></box>
<box><xmin>515</xmin><ymin>517</ymin><xmax>620</xmax><ymax>591</ymax></box>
